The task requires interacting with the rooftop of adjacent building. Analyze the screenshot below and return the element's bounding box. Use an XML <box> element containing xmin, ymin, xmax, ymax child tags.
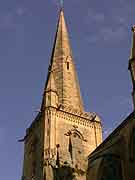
<box><xmin>88</xmin><ymin>110</ymin><xmax>135</xmax><ymax>160</ymax></box>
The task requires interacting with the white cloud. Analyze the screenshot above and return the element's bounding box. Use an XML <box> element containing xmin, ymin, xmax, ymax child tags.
<box><xmin>103</xmin><ymin>129</ymin><xmax>111</xmax><ymax>135</ymax></box>
<box><xmin>0</xmin><ymin>6</ymin><xmax>30</xmax><ymax>30</ymax></box>
<box><xmin>0</xmin><ymin>13</ymin><xmax>15</xmax><ymax>29</ymax></box>
<box><xmin>16</xmin><ymin>7</ymin><xmax>27</xmax><ymax>16</ymax></box>
<box><xmin>101</xmin><ymin>26</ymin><xmax>126</xmax><ymax>41</ymax></box>
<box><xmin>86</xmin><ymin>26</ymin><xmax>127</xmax><ymax>44</ymax></box>
<box><xmin>110</xmin><ymin>1</ymin><xmax>135</xmax><ymax>26</ymax></box>
<box><xmin>52</xmin><ymin>0</ymin><xmax>59</xmax><ymax>7</ymax></box>
<box><xmin>114</xmin><ymin>16</ymin><xmax>126</xmax><ymax>25</ymax></box>
<box><xmin>103</xmin><ymin>128</ymin><xmax>113</xmax><ymax>138</ymax></box>
<box><xmin>83</xmin><ymin>1</ymin><xmax>135</xmax><ymax>45</ymax></box>
<box><xmin>0</xmin><ymin>127</ymin><xmax>6</xmax><ymax>145</ymax></box>
<box><xmin>86</xmin><ymin>10</ymin><xmax>105</xmax><ymax>25</ymax></box>
<box><xmin>87</xmin><ymin>36</ymin><xmax>99</xmax><ymax>44</ymax></box>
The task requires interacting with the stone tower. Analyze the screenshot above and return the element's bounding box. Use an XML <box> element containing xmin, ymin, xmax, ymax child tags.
<box><xmin>129</xmin><ymin>26</ymin><xmax>135</xmax><ymax>109</ymax></box>
<box><xmin>22</xmin><ymin>9</ymin><xmax>102</xmax><ymax>180</ymax></box>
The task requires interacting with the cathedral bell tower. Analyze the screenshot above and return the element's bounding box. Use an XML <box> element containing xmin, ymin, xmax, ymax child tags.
<box><xmin>129</xmin><ymin>26</ymin><xmax>135</xmax><ymax>109</ymax></box>
<box><xmin>22</xmin><ymin>9</ymin><xmax>102</xmax><ymax>180</ymax></box>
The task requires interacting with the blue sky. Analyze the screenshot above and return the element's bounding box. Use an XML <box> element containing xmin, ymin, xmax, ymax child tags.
<box><xmin>0</xmin><ymin>0</ymin><xmax>134</xmax><ymax>179</ymax></box>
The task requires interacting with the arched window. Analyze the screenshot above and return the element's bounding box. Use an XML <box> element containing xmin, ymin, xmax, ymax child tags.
<box><xmin>67</xmin><ymin>62</ymin><xmax>69</xmax><ymax>70</ymax></box>
<box><xmin>65</xmin><ymin>128</ymin><xmax>86</xmax><ymax>170</ymax></box>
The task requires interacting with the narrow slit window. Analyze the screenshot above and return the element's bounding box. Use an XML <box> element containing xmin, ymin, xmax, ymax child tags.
<box><xmin>67</xmin><ymin>62</ymin><xmax>69</xmax><ymax>70</ymax></box>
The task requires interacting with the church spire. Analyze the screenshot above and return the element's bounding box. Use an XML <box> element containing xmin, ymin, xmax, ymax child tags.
<box><xmin>43</xmin><ymin>9</ymin><xmax>84</xmax><ymax>111</ymax></box>
<box><xmin>129</xmin><ymin>26</ymin><xmax>135</xmax><ymax>109</ymax></box>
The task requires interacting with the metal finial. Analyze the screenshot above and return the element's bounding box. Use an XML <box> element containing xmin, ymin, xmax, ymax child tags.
<box><xmin>60</xmin><ymin>0</ymin><xmax>64</xmax><ymax>9</ymax></box>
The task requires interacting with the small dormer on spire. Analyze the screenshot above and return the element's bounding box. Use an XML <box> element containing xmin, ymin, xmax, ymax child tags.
<box><xmin>129</xmin><ymin>26</ymin><xmax>135</xmax><ymax>109</ymax></box>
<box><xmin>46</xmin><ymin>71</ymin><xmax>57</xmax><ymax>93</ymax></box>
<box><xmin>45</xmin><ymin>71</ymin><xmax>58</xmax><ymax>108</ymax></box>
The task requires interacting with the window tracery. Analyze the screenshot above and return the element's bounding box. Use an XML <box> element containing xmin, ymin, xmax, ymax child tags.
<box><xmin>64</xmin><ymin>127</ymin><xmax>87</xmax><ymax>170</ymax></box>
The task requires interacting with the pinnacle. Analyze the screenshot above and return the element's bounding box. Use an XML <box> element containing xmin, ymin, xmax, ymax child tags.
<box><xmin>130</xmin><ymin>25</ymin><xmax>135</xmax><ymax>60</ymax></box>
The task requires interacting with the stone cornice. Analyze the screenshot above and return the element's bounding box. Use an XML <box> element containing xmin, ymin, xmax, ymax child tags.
<box><xmin>47</xmin><ymin>106</ymin><xmax>101</xmax><ymax>128</ymax></box>
<box><xmin>24</xmin><ymin>105</ymin><xmax>102</xmax><ymax>141</ymax></box>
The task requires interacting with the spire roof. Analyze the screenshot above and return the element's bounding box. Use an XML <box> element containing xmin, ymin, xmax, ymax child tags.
<box><xmin>43</xmin><ymin>9</ymin><xmax>84</xmax><ymax>111</ymax></box>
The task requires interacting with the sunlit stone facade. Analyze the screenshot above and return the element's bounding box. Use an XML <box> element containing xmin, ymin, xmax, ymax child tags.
<box><xmin>21</xmin><ymin>9</ymin><xmax>102</xmax><ymax>180</ymax></box>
